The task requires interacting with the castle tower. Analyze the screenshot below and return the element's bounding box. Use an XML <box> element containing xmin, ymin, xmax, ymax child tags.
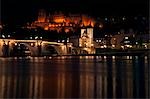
<box><xmin>38</xmin><ymin>9</ymin><xmax>46</xmax><ymax>22</ymax></box>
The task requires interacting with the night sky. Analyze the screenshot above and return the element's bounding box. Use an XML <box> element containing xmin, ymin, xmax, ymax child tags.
<box><xmin>1</xmin><ymin>0</ymin><xmax>149</xmax><ymax>25</ymax></box>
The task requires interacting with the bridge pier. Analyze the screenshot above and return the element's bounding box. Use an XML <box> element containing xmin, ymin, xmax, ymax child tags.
<box><xmin>0</xmin><ymin>39</ymin><xmax>11</xmax><ymax>57</ymax></box>
<box><xmin>29</xmin><ymin>45</ymin><xmax>40</xmax><ymax>57</ymax></box>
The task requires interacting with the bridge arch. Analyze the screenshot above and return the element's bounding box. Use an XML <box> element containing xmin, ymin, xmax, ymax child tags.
<box><xmin>10</xmin><ymin>43</ymin><xmax>39</xmax><ymax>56</ymax></box>
<box><xmin>42</xmin><ymin>44</ymin><xmax>67</xmax><ymax>55</ymax></box>
<box><xmin>71</xmin><ymin>48</ymin><xmax>89</xmax><ymax>55</ymax></box>
<box><xmin>81</xmin><ymin>50</ymin><xmax>88</xmax><ymax>54</ymax></box>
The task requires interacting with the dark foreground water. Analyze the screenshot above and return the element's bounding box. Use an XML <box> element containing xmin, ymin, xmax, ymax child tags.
<box><xmin>0</xmin><ymin>56</ymin><xmax>149</xmax><ymax>98</ymax></box>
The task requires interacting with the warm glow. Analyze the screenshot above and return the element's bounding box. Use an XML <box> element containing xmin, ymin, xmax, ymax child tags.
<box><xmin>104</xmin><ymin>45</ymin><xmax>107</xmax><ymax>48</ymax></box>
<box><xmin>0</xmin><ymin>25</ymin><xmax>2</xmax><ymax>29</ymax></box>
<box><xmin>0</xmin><ymin>40</ymin><xmax>3</xmax><ymax>46</ymax></box>
<box><xmin>121</xmin><ymin>46</ymin><xmax>124</xmax><ymax>49</ymax></box>
<box><xmin>65</xmin><ymin>29</ymin><xmax>69</xmax><ymax>33</ymax></box>
<box><xmin>42</xmin><ymin>41</ymin><xmax>63</xmax><ymax>45</ymax></box>
<box><xmin>15</xmin><ymin>43</ymin><xmax>17</xmax><ymax>46</ymax></box>
<box><xmin>49</xmin><ymin>24</ymin><xmax>52</xmax><ymax>27</ymax></box>
<box><xmin>112</xmin><ymin>45</ymin><xmax>115</xmax><ymax>47</ymax></box>
<box><xmin>99</xmin><ymin>24</ymin><xmax>103</xmax><ymax>28</ymax></box>
<box><xmin>38</xmin><ymin>18</ymin><xmax>45</xmax><ymax>22</ymax></box>
<box><xmin>44</xmin><ymin>27</ymin><xmax>49</xmax><ymax>30</ymax></box>
<box><xmin>79</xmin><ymin>44</ymin><xmax>82</xmax><ymax>47</ymax></box>
<box><xmin>125</xmin><ymin>45</ymin><xmax>132</xmax><ymax>48</ymax></box>
<box><xmin>32</xmin><ymin>11</ymin><xmax>97</xmax><ymax>31</ymax></box>
<box><xmin>54</xmin><ymin>18</ymin><xmax>65</xmax><ymax>23</ymax></box>
<box><xmin>31</xmin><ymin>43</ymin><xmax>34</xmax><ymax>46</ymax></box>
<box><xmin>113</xmin><ymin>38</ymin><xmax>116</xmax><ymax>40</ymax></box>
<box><xmin>15</xmin><ymin>40</ymin><xmax>42</xmax><ymax>43</ymax></box>
<box><xmin>35</xmin><ymin>42</ymin><xmax>38</xmax><ymax>46</ymax></box>
<box><xmin>144</xmin><ymin>44</ymin><xmax>148</xmax><ymax>48</ymax></box>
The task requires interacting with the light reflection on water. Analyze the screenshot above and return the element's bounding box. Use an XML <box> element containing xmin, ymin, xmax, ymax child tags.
<box><xmin>0</xmin><ymin>56</ymin><xmax>149</xmax><ymax>98</ymax></box>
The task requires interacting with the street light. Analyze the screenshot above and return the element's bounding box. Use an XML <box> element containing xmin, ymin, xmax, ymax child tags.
<box><xmin>2</xmin><ymin>35</ymin><xmax>5</xmax><ymax>38</ymax></box>
<box><xmin>35</xmin><ymin>36</ymin><xmax>38</xmax><ymax>39</ymax></box>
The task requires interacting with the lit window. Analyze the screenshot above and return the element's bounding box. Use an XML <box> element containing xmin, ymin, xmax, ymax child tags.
<box><xmin>99</xmin><ymin>24</ymin><xmax>103</xmax><ymax>28</ymax></box>
<box><xmin>122</xmin><ymin>17</ymin><xmax>126</xmax><ymax>20</ymax></box>
<box><xmin>144</xmin><ymin>45</ymin><xmax>147</xmax><ymax>48</ymax></box>
<box><xmin>31</xmin><ymin>43</ymin><xmax>34</xmax><ymax>46</ymax></box>
<box><xmin>126</xmin><ymin>45</ymin><xmax>130</xmax><ymax>47</ymax></box>
<box><xmin>125</xmin><ymin>37</ymin><xmax>128</xmax><ymax>39</ymax></box>
<box><xmin>15</xmin><ymin>43</ymin><xmax>17</xmax><ymax>46</ymax></box>
<box><xmin>124</xmin><ymin>41</ymin><xmax>130</xmax><ymax>43</ymax></box>
<box><xmin>112</xmin><ymin>45</ymin><xmax>115</xmax><ymax>47</ymax></box>
<box><xmin>101</xmin><ymin>46</ymin><xmax>104</xmax><ymax>48</ymax></box>
<box><xmin>136</xmin><ymin>42</ymin><xmax>138</xmax><ymax>44</ymax></box>
<box><xmin>121</xmin><ymin>46</ymin><xmax>124</xmax><ymax>49</ymax></box>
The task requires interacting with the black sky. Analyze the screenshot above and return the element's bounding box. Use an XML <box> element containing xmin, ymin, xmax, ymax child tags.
<box><xmin>1</xmin><ymin>0</ymin><xmax>149</xmax><ymax>25</ymax></box>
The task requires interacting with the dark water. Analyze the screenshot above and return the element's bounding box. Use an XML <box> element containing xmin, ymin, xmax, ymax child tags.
<box><xmin>0</xmin><ymin>56</ymin><xmax>149</xmax><ymax>98</ymax></box>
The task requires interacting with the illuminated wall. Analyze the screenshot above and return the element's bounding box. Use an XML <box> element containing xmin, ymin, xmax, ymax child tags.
<box><xmin>81</xmin><ymin>29</ymin><xmax>86</xmax><ymax>37</ymax></box>
<box><xmin>87</xmin><ymin>28</ymin><xmax>93</xmax><ymax>46</ymax></box>
<box><xmin>30</xmin><ymin>10</ymin><xmax>97</xmax><ymax>31</ymax></box>
<box><xmin>79</xmin><ymin>28</ymin><xmax>94</xmax><ymax>48</ymax></box>
<box><xmin>52</xmin><ymin>13</ymin><xmax>65</xmax><ymax>23</ymax></box>
<box><xmin>87</xmin><ymin>28</ymin><xmax>93</xmax><ymax>39</ymax></box>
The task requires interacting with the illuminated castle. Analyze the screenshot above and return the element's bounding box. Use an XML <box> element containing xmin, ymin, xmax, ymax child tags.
<box><xmin>28</xmin><ymin>9</ymin><xmax>96</xmax><ymax>32</ymax></box>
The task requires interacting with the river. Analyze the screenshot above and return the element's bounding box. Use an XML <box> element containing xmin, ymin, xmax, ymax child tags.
<box><xmin>0</xmin><ymin>55</ymin><xmax>149</xmax><ymax>98</ymax></box>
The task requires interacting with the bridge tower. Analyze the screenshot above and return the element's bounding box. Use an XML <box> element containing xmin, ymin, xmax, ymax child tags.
<box><xmin>79</xmin><ymin>27</ymin><xmax>95</xmax><ymax>54</ymax></box>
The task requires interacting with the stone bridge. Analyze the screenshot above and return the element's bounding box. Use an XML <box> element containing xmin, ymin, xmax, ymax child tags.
<box><xmin>0</xmin><ymin>39</ymin><xmax>73</xmax><ymax>57</ymax></box>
